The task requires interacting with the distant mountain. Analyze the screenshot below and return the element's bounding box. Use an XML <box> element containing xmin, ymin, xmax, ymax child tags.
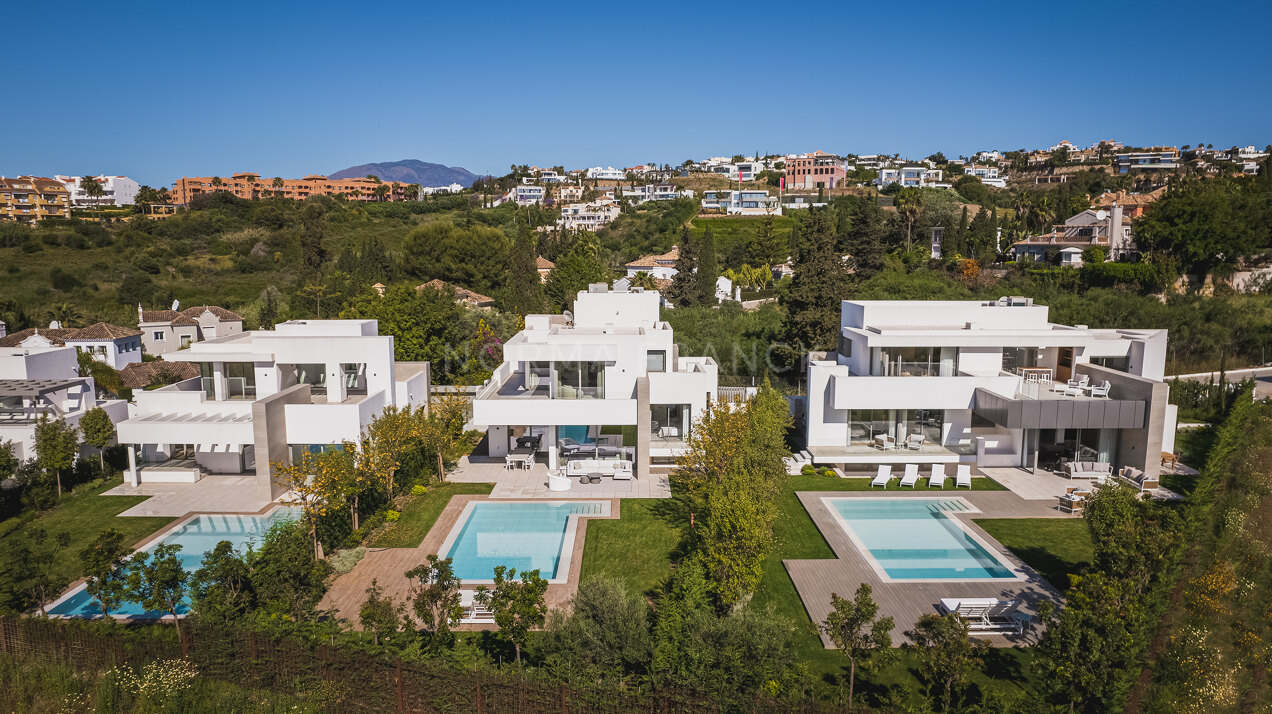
<box><xmin>328</xmin><ymin>159</ymin><xmax>479</xmax><ymax>188</ymax></box>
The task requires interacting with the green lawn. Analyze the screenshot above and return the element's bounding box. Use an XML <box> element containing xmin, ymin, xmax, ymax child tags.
<box><xmin>974</xmin><ymin>518</ymin><xmax>1093</xmax><ymax>590</ymax></box>
<box><xmin>370</xmin><ymin>482</ymin><xmax>493</xmax><ymax>548</ymax></box>
<box><xmin>580</xmin><ymin>499</ymin><xmax>682</xmax><ymax>598</ymax></box>
<box><xmin>0</xmin><ymin>477</ymin><xmax>173</xmax><ymax>589</ymax></box>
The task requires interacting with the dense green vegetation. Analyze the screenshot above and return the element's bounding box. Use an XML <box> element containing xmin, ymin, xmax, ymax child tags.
<box><xmin>369</xmin><ymin>482</ymin><xmax>493</xmax><ymax>548</ymax></box>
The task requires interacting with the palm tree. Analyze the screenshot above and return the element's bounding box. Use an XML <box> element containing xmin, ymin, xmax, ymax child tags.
<box><xmin>80</xmin><ymin>175</ymin><xmax>104</xmax><ymax>222</ymax></box>
<box><xmin>156</xmin><ymin>187</ymin><xmax>171</xmax><ymax>205</ymax></box>
<box><xmin>894</xmin><ymin>189</ymin><xmax>922</xmax><ymax>248</ymax></box>
<box><xmin>373</xmin><ymin>184</ymin><xmax>390</xmax><ymax>202</ymax></box>
<box><xmin>211</xmin><ymin>176</ymin><xmax>223</xmax><ymax>189</ymax></box>
<box><xmin>47</xmin><ymin>302</ymin><xmax>82</xmax><ymax>327</ymax></box>
<box><xmin>272</xmin><ymin>176</ymin><xmax>284</xmax><ymax>198</ymax></box>
<box><xmin>629</xmin><ymin>271</ymin><xmax>658</xmax><ymax>290</ymax></box>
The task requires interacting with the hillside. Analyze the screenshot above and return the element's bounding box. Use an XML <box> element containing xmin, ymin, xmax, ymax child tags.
<box><xmin>329</xmin><ymin>159</ymin><xmax>479</xmax><ymax>187</ymax></box>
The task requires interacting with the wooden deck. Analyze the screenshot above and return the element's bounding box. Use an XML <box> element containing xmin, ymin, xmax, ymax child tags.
<box><xmin>318</xmin><ymin>495</ymin><xmax>620</xmax><ymax>628</ymax></box>
<box><xmin>787</xmin><ymin>490</ymin><xmax>1068</xmax><ymax>647</ymax></box>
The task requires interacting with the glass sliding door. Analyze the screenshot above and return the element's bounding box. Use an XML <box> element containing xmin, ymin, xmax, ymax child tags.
<box><xmin>848</xmin><ymin>409</ymin><xmax>892</xmax><ymax>444</ymax></box>
<box><xmin>555</xmin><ymin>361</ymin><xmax>605</xmax><ymax>399</ymax></box>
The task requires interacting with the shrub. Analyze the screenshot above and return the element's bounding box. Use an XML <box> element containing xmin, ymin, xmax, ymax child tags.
<box><xmin>20</xmin><ymin>239</ymin><xmax>43</xmax><ymax>253</ymax></box>
<box><xmin>329</xmin><ymin>547</ymin><xmax>366</xmax><ymax>574</ymax></box>
<box><xmin>821</xmin><ymin>467</ymin><xmax>837</xmax><ymax>477</ymax></box>
<box><xmin>410</xmin><ymin>484</ymin><xmax>427</xmax><ymax>496</ymax></box>
<box><xmin>50</xmin><ymin>267</ymin><xmax>82</xmax><ymax>292</ymax></box>
<box><xmin>800</xmin><ymin>464</ymin><xmax>816</xmax><ymax>476</ymax></box>
<box><xmin>384</xmin><ymin>510</ymin><xmax>400</xmax><ymax>522</ymax></box>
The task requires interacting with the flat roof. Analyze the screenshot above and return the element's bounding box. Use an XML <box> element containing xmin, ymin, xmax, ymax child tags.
<box><xmin>0</xmin><ymin>378</ymin><xmax>87</xmax><ymax>398</ymax></box>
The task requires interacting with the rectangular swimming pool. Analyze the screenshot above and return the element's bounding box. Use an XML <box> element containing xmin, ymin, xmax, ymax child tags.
<box><xmin>440</xmin><ymin>501</ymin><xmax>609</xmax><ymax>583</ymax></box>
<box><xmin>47</xmin><ymin>507</ymin><xmax>302</xmax><ymax>618</ymax></box>
<box><xmin>824</xmin><ymin>498</ymin><xmax>1019</xmax><ymax>581</ymax></box>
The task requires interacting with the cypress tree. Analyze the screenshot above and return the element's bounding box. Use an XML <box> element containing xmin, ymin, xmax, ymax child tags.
<box><xmin>695</xmin><ymin>226</ymin><xmax>718</xmax><ymax>304</ymax></box>
<box><xmin>506</xmin><ymin>222</ymin><xmax>546</xmax><ymax>316</ymax></box>
<box><xmin>782</xmin><ymin>206</ymin><xmax>851</xmax><ymax>351</ymax></box>
<box><xmin>667</xmin><ymin>227</ymin><xmax>698</xmax><ymax>307</ymax></box>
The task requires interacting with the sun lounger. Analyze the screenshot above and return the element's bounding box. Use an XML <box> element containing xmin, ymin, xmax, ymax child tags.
<box><xmin>900</xmin><ymin>464</ymin><xmax>920</xmax><ymax>487</ymax></box>
<box><xmin>928</xmin><ymin>464</ymin><xmax>947</xmax><ymax>488</ymax></box>
<box><xmin>870</xmin><ymin>465</ymin><xmax>892</xmax><ymax>488</ymax></box>
<box><xmin>938</xmin><ymin>598</ymin><xmax>1024</xmax><ymax>634</ymax></box>
<box><xmin>955</xmin><ymin>464</ymin><xmax>972</xmax><ymax>489</ymax></box>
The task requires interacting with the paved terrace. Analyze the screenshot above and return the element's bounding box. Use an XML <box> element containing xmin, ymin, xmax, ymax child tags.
<box><xmin>447</xmin><ymin>455</ymin><xmax>671</xmax><ymax>499</ymax></box>
<box><xmin>104</xmin><ymin>475</ymin><xmax>275</xmax><ymax>517</ymax></box>
<box><xmin>318</xmin><ymin>495</ymin><xmax>620</xmax><ymax>626</ymax></box>
<box><xmin>787</xmin><ymin>488</ymin><xmax>1068</xmax><ymax>647</ymax></box>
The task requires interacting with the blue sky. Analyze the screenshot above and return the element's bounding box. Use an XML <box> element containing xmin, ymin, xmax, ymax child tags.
<box><xmin>4</xmin><ymin>0</ymin><xmax>1270</xmax><ymax>186</ymax></box>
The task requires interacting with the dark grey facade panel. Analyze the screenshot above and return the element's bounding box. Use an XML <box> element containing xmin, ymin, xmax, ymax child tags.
<box><xmin>972</xmin><ymin>388</ymin><xmax>1146</xmax><ymax>429</ymax></box>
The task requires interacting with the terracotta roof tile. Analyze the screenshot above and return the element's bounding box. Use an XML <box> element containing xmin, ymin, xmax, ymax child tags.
<box><xmin>417</xmin><ymin>279</ymin><xmax>495</xmax><ymax>306</ymax></box>
<box><xmin>179</xmin><ymin>305</ymin><xmax>244</xmax><ymax>322</ymax></box>
<box><xmin>0</xmin><ymin>327</ymin><xmax>76</xmax><ymax>347</ymax></box>
<box><xmin>625</xmin><ymin>246</ymin><xmax>679</xmax><ymax>268</ymax></box>
<box><xmin>65</xmin><ymin>322</ymin><xmax>142</xmax><ymax>341</ymax></box>
<box><xmin>536</xmin><ymin>256</ymin><xmax>555</xmax><ymax>269</ymax></box>
<box><xmin>119</xmin><ymin>361</ymin><xmax>200</xmax><ymax>389</ymax></box>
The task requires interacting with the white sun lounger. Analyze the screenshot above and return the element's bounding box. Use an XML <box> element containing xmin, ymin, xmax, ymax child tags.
<box><xmin>928</xmin><ymin>464</ymin><xmax>947</xmax><ymax>488</ymax></box>
<box><xmin>939</xmin><ymin>598</ymin><xmax>1024</xmax><ymax>634</ymax></box>
<box><xmin>900</xmin><ymin>464</ymin><xmax>920</xmax><ymax>487</ymax></box>
<box><xmin>870</xmin><ymin>465</ymin><xmax>892</xmax><ymax>488</ymax></box>
<box><xmin>956</xmin><ymin>464</ymin><xmax>973</xmax><ymax>489</ymax></box>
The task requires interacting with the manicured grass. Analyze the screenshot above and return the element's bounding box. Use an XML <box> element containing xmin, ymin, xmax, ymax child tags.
<box><xmin>370</xmin><ymin>482</ymin><xmax>493</xmax><ymax>548</ymax></box>
<box><xmin>0</xmin><ymin>477</ymin><xmax>173</xmax><ymax>588</ymax></box>
<box><xmin>975</xmin><ymin>518</ymin><xmax>1093</xmax><ymax>590</ymax></box>
<box><xmin>580</xmin><ymin>500</ymin><xmax>682</xmax><ymax>598</ymax></box>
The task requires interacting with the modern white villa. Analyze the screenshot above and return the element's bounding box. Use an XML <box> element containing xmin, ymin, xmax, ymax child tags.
<box><xmin>114</xmin><ymin>320</ymin><xmax>430</xmax><ymax>502</ymax></box>
<box><xmin>0</xmin><ymin>346</ymin><xmax>129</xmax><ymax>460</ymax></box>
<box><xmin>471</xmin><ymin>284</ymin><xmax>719</xmax><ymax>477</ymax></box>
<box><xmin>804</xmin><ymin>298</ymin><xmax>1174</xmax><ymax>477</ymax></box>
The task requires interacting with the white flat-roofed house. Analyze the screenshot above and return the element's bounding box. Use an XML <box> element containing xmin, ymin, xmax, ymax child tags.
<box><xmin>700</xmin><ymin>189</ymin><xmax>781</xmax><ymax>216</ymax></box>
<box><xmin>586</xmin><ymin>166</ymin><xmax>626</xmax><ymax>180</ymax></box>
<box><xmin>621</xmin><ymin>184</ymin><xmax>693</xmax><ymax>204</ymax></box>
<box><xmin>114</xmin><ymin>320</ymin><xmax>430</xmax><ymax>503</ymax></box>
<box><xmin>537</xmin><ymin>170</ymin><xmax>567</xmax><ymax>184</ymax></box>
<box><xmin>0</xmin><ymin>346</ymin><xmax>129</xmax><ymax>461</ymax></box>
<box><xmin>513</xmin><ymin>185</ymin><xmax>547</xmax><ymax>205</ymax></box>
<box><xmin>558</xmin><ymin>199</ymin><xmax>620</xmax><ymax>230</ymax></box>
<box><xmin>1115</xmin><ymin>148</ymin><xmax>1180</xmax><ymax>174</ymax></box>
<box><xmin>55</xmin><ymin>175</ymin><xmax>141</xmax><ymax>207</ymax></box>
<box><xmin>964</xmin><ymin>164</ymin><xmax>1006</xmax><ymax>188</ymax></box>
<box><xmin>804</xmin><ymin>298</ymin><xmax>1174</xmax><ymax>478</ymax></box>
<box><xmin>471</xmin><ymin>285</ymin><xmax>719</xmax><ymax>475</ymax></box>
<box><xmin>875</xmin><ymin>166</ymin><xmax>944</xmax><ymax>188</ymax></box>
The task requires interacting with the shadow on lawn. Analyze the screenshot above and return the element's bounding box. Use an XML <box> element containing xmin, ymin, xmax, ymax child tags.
<box><xmin>1005</xmin><ymin>545</ymin><xmax>1084</xmax><ymax>591</ymax></box>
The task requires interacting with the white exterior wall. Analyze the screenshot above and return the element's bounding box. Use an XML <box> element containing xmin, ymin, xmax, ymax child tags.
<box><xmin>0</xmin><ymin>346</ymin><xmax>79</xmax><ymax>379</ymax></box>
<box><xmin>57</xmin><ymin>175</ymin><xmax>141</xmax><ymax>206</ymax></box>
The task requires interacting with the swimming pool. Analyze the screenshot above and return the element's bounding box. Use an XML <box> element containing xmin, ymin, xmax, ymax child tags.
<box><xmin>47</xmin><ymin>507</ymin><xmax>302</xmax><ymax>618</ymax></box>
<box><xmin>440</xmin><ymin>501</ymin><xmax>609</xmax><ymax>584</ymax></box>
<box><xmin>823</xmin><ymin>498</ymin><xmax>1020</xmax><ymax>581</ymax></box>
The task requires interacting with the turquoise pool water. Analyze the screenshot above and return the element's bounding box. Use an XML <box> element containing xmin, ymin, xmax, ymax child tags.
<box><xmin>828</xmin><ymin>498</ymin><xmax>1015</xmax><ymax>580</ymax></box>
<box><xmin>47</xmin><ymin>507</ymin><xmax>302</xmax><ymax>618</ymax></box>
<box><xmin>444</xmin><ymin>502</ymin><xmax>605</xmax><ymax>581</ymax></box>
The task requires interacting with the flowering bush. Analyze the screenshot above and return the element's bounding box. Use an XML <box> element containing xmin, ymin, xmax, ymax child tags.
<box><xmin>107</xmin><ymin>658</ymin><xmax>199</xmax><ymax>704</ymax></box>
<box><xmin>1184</xmin><ymin>563</ymin><xmax>1236</xmax><ymax>618</ymax></box>
<box><xmin>1161</xmin><ymin>626</ymin><xmax>1237</xmax><ymax>713</ymax></box>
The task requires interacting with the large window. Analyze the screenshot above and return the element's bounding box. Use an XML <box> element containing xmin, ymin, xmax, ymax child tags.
<box><xmin>555</xmin><ymin>361</ymin><xmax>605</xmax><ymax>399</ymax></box>
<box><xmin>876</xmin><ymin>347</ymin><xmax>955</xmax><ymax>377</ymax></box>
<box><xmin>848</xmin><ymin>409</ymin><xmax>892</xmax><ymax>444</ymax></box>
<box><xmin>906</xmin><ymin>409</ymin><xmax>944</xmax><ymax>444</ymax></box>
<box><xmin>651</xmin><ymin>404</ymin><xmax>688</xmax><ymax>437</ymax></box>
<box><xmin>224</xmin><ymin>362</ymin><xmax>256</xmax><ymax>398</ymax></box>
<box><xmin>1001</xmin><ymin>347</ymin><xmax>1040</xmax><ymax>374</ymax></box>
<box><xmin>647</xmin><ymin>351</ymin><xmax>667</xmax><ymax>373</ymax></box>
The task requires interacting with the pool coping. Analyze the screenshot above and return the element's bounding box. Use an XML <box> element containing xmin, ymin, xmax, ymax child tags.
<box><xmin>44</xmin><ymin>504</ymin><xmax>302</xmax><ymax>620</ymax></box>
<box><xmin>819</xmin><ymin>496</ymin><xmax>1028</xmax><ymax>584</ymax></box>
<box><xmin>438</xmin><ymin>499</ymin><xmax>613</xmax><ymax>585</ymax></box>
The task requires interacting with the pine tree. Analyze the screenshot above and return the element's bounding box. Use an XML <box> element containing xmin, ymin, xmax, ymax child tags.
<box><xmin>782</xmin><ymin>206</ymin><xmax>851</xmax><ymax>351</ymax></box>
<box><xmin>695</xmin><ymin>226</ymin><xmax>718</xmax><ymax>304</ymax></box>
<box><xmin>506</xmin><ymin>223</ymin><xmax>546</xmax><ymax>316</ymax></box>
<box><xmin>837</xmin><ymin>196</ymin><xmax>886</xmax><ymax>280</ymax></box>
<box><xmin>666</xmin><ymin>227</ymin><xmax>698</xmax><ymax>307</ymax></box>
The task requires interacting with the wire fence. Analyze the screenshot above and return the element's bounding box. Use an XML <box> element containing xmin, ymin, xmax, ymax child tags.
<box><xmin>0</xmin><ymin>617</ymin><xmax>839</xmax><ymax>713</ymax></box>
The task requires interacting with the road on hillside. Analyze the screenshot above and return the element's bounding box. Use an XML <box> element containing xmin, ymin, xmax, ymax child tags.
<box><xmin>1167</xmin><ymin>366</ymin><xmax>1272</xmax><ymax>399</ymax></box>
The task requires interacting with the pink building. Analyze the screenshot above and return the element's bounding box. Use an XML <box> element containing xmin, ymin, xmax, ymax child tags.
<box><xmin>785</xmin><ymin>152</ymin><xmax>845</xmax><ymax>190</ymax></box>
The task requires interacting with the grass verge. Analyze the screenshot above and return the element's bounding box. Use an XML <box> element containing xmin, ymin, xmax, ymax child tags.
<box><xmin>974</xmin><ymin>518</ymin><xmax>1093</xmax><ymax>590</ymax></box>
<box><xmin>0</xmin><ymin>477</ymin><xmax>173</xmax><ymax>589</ymax></box>
<box><xmin>370</xmin><ymin>482</ymin><xmax>493</xmax><ymax>548</ymax></box>
<box><xmin>580</xmin><ymin>500</ymin><xmax>681</xmax><ymax>598</ymax></box>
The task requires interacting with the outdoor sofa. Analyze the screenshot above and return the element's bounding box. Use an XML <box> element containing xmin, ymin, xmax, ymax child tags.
<box><xmin>1062</xmin><ymin>461</ymin><xmax>1112</xmax><ymax>481</ymax></box>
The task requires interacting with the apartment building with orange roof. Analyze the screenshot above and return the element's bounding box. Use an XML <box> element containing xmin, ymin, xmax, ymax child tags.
<box><xmin>0</xmin><ymin>176</ymin><xmax>72</xmax><ymax>222</ymax></box>
<box><xmin>170</xmin><ymin>172</ymin><xmax>421</xmax><ymax>205</ymax></box>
